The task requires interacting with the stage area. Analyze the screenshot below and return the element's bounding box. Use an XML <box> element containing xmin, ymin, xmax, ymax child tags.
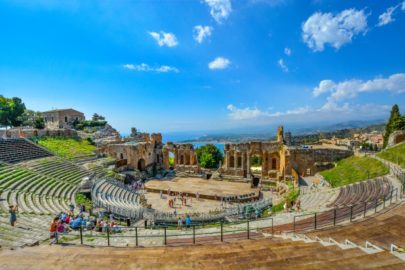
<box><xmin>145</xmin><ymin>177</ymin><xmax>259</xmax><ymax>201</ymax></box>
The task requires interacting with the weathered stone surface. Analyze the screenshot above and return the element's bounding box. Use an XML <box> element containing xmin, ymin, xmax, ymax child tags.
<box><xmin>388</xmin><ymin>130</ymin><xmax>405</xmax><ymax>147</ymax></box>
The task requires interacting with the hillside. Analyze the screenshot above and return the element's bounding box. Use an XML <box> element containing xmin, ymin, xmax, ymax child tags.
<box><xmin>37</xmin><ymin>137</ymin><xmax>96</xmax><ymax>159</ymax></box>
<box><xmin>320</xmin><ymin>156</ymin><xmax>389</xmax><ymax>187</ymax></box>
<box><xmin>377</xmin><ymin>142</ymin><xmax>405</xmax><ymax>168</ymax></box>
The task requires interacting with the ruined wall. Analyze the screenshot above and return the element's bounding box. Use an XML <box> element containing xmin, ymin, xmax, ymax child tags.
<box><xmin>162</xmin><ymin>143</ymin><xmax>199</xmax><ymax>173</ymax></box>
<box><xmin>222</xmin><ymin>140</ymin><xmax>284</xmax><ymax>180</ymax></box>
<box><xmin>96</xmin><ymin>133</ymin><xmax>164</xmax><ymax>173</ymax></box>
<box><xmin>388</xmin><ymin>130</ymin><xmax>405</xmax><ymax>147</ymax></box>
<box><xmin>287</xmin><ymin>148</ymin><xmax>353</xmax><ymax>176</ymax></box>
<box><xmin>0</xmin><ymin>128</ymin><xmax>78</xmax><ymax>139</ymax></box>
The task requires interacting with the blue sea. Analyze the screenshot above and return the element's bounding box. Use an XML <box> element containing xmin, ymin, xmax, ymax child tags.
<box><xmin>192</xmin><ymin>142</ymin><xmax>225</xmax><ymax>153</ymax></box>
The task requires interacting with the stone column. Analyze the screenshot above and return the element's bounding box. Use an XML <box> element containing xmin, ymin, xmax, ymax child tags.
<box><xmin>246</xmin><ymin>152</ymin><xmax>251</xmax><ymax>175</ymax></box>
<box><xmin>262</xmin><ymin>151</ymin><xmax>267</xmax><ymax>178</ymax></box>
<box><xmin>234</xmin><ymin>151</ymin><xmax>238</xmax><ymax>169</ymax></box>
<box><xmin>225</xmin><ymin>151</ymin><xmax>230</xmax><ymax>169</ymax></box>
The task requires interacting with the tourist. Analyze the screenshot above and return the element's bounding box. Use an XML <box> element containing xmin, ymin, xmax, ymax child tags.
<box><xmin>65</xmin><ymin>214</ymin><xmax>71</xmax><ymax>224</ymax></box>
<box><xmin>9</xmin><ymin>204</ymin><xmax>18</xmax><ymax>227</ymax></box>
<box><xmin>185</xmin><ymin>215</ymin><xmax>191</xmax><ymax>229</ymax></box>
<box><xmin>57</xmin><ymin>220</ymin><xmax>65</xmax><ymax>234</ymax></box>
<box><xmin>177</xmin><ymin>217</ymin><xmax>182</xmax><ymax>230</ymax></box>
<box><xmin>160</xmin><ymin>190</ymin><xmax>163</xmax><ymax>199</ymax></box>
<box><xmin>283</xmin><ymin>200</ymin><xmax>288</xmax><ymax>212</ymax></box>
<box><xmin>196</xmin><ymin>192</ymin><xmax>200</xmax><ymax>201</ymax></box>
<box><xmin>296</xmin><ymin>200</ymin><xmax>301</xmax><ymax>213</ymax></box>
<box><xmin>49</xmin><ymin>217</ymin><xmax>59</xmax><ymax>245</ymax></box>
<box><xmin>69</xmin><ymin>203</ymin><xmax>74</xmax><ymax>213</ymax></box>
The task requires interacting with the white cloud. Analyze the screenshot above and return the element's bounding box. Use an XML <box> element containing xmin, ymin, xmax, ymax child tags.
<box><xmin>208</xmin><ymin>57</ymin><xmax>231</xmax><ymax>70</ymax></box>
<box><xmin>204</xmin><ymin>0</ymin><xmax>232</xmax><ymax>23</ymax></box>
<box><xmin>227</xmin><ymin>104</ymin><xmax>264</xmax><ymax>120</ymax></box>
<box><xmin>278</xmin><ymin>59</ymin><xmax>288</xmax><ymax>72</ymax></box>
<box><xmin>226</xmin><ymin>104</ymin><xmax>311</xmax><ymax>120</ymax></box>
<box><xmin>193</xmin><ymin>25</ymin><xmax>213</xmax><ymax>43</ymax></box>
<box><xmin>302</xmin><ymin>8</ymin><xmax>368</xmax><ymax>51</ymax></box>
<box><xmin>226</xmin><ymin>103</ymin><xmax>391</xmax><ymax>124</ymax></box>
<box><xmin>123</xmin><ymin>63</ymin><xmax>179</xmax><ymax>73</ymax></box>
<box><xmin>378</xmin><ymin>6</ymin><xmax>398</xmax><ymax>26</ymax></box>
<box><xmin>284</xmin><ymin>47</ymin><xmax>292</xmax><ymax>56</ymax></box>
<box><xmin>148</xmin><ymin>31</ymin><xmax>178</xmax><ymax>47</ymax></box>
<box><xmin>313</xmin><ymin>73</ymin><xmax>405</xmax><ymax>101</ymax></box>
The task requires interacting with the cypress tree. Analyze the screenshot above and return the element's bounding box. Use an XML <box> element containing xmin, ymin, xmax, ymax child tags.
<box><xmin>383</xmin><ymin>104</ymin><xmax>401</xmax><ymax>148</ymax></box>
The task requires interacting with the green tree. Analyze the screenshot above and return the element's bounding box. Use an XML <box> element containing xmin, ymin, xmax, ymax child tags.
<box><xmin>92</xmin><ymin>113</ymin><xmax>105</xmax><ymax>121</ymax></box>
<box><xmin>130</xmin><ymin>127</ymin><xmax>138</xmax><ymax>137</ymax></box>
<box><xmin>20</xmin><ymin>110</ymin><xmax>45</xmax><ymax>129</ymax></box>
<box><xmin>384</xmin><ymin>104</ymin><xmax>402</xmax><ymax>148</ymax></box>
<box><xmin>0</xmin><ymin>96</ymin><xmax>26</xmax><ymax>128</ymax></box>
<box><xmin>196</xmin><ymin>144</ymin><xmax>223</xmax><ymax>169</ymax></box>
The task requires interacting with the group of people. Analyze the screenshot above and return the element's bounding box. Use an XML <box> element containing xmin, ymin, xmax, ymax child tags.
<box><xmin>167</xmin><ymin>192</ymin><xmax>193</xmax><ymax>209</ymax></box>
<box><xmin>177</xmin><ymin>214</ymin><xmax>192</xmax><ymax>230</ymax></box>
<box><xmin>283</xmin><ymin>199</ymin><xmax>301</xmax><ymax>213</ymax></box>
<box><xmin>49</xmin><ymin>211</ymin><xmax>122</xmax><ymax>245</ymax></box>
<box><xmin>128</xmin><ymin>181</ymin><xmax>144</xmax><ymax>191</ymax></box>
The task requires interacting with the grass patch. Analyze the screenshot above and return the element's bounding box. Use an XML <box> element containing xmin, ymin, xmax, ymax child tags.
<box><xmin>377</xmin><ymin>143</ymin><xmax>405</xmax><ymax>168</ymax></box>
<box><xmin>37</xmin><ymin>137</ymin><xmax>96</xmax><ymax>159</ymax></box>
<box><xmin>270</xmin><ymin>188</ymin><xmax>300</xmax><ymax>214</ymax></box>
<box><xmin>75</xmin><ymin>193</ymin><xmax>93</xmax><ymax>210</ymax></box>
<box><xmin>320</xmin><ymin>156</ymin><xmax>389</xmax><ymax>187</ymax></box>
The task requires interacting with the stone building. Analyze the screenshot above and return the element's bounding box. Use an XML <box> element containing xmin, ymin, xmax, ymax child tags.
<box><xmin>43</xmin><ymin>109</ymin><xmax>85</xmax><ymax>129</ymax></box>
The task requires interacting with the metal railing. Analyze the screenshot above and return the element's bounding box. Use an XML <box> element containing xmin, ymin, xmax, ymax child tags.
<box><xmin>60</xmin><ymin>216</ymin><xmax>275</xmax><ymax>247</ymax></box>
<box><xmin>293</xmin><ymin>188</ymin><xmax>399</xmax><ymax>233</ymax></box>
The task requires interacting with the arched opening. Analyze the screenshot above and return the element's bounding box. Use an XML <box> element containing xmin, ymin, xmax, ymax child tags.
<box><xmin>180</xmin><ymin>155</ymin><xmax>184</xmax><ymax>165</ymax></box>
<box><xmin>120</xmin><ymin>153</ymin><xmax>124</xmax><ymax>160</ymax></box>
<box><xmin>250</xmin><ymin>154</ymin><xmax>262</xmax><ymax>175</ymax></box>
<box><xmin>229</xmin><ymin>155</ymin><xmax>235</xmax><ymax>168</ymax></box>
<box><xmin>237</xmin><ymin>156</ymin><xmax>242</xmax><ymax>168</ymax></box>
<box><xmin>138</xmin><ymin>158</ymin><xmax>145</xmax><ymax>171</ymax></box>
<box><xmin>272</xmin><ymin>158</ymin><xmax>277</xmax><ymax>170</ymax></box>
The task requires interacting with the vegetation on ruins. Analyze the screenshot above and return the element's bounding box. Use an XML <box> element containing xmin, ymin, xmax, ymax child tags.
<box><xmin>73</xmin><ymin>119</ymin><xmax>107</xmax><ymax>132</ymax></box>
<box><xmin>92</xmin><ymin>113</ymin><xmax>105</xmax><ymax>121</ymax></box>
<box><xmin>75</xmin><ymin>193</ymin><xmax>93</xmax><ymax>210</ymax></box>
<box><xmin>383</xmin><ymin>104</ymin><xmax>405</xmax><ymax>148</ymax></box>
<box><xmin>195</xmin><ymin>144</ymin><xmax>224</xmax><ymax>168</ymax></box>
<box><xmin>20</xmin><ymin>110</ymin><xmax>45</xmax><ymax>129</ymax></box>
<box><xmin>37</xmin><ymin>136</ymin><xmax>96</xmax><ymax>159</ymax></box>
<box><xmin>377</xmin><ymin>142</ymin><xmax>405</xmax><ymax>168</ymax></box>
<box><xmin>320</xmin><ymin>156</ymin><xmax>389</xmax><ymax>187</ymax></box>
<box><xmin>0</xmin><ymin>95</ymin><xmax>26</xmax><ymax>128</ymax></box>
<box><xmin>251</xmin><ymin>155</ymin><xmax>262</xmax><ymax>167</ymax></box>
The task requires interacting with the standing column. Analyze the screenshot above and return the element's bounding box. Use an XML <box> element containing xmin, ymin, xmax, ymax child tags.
<box><xmin>225</xmin><ymin>151</ymin><xmax>230</xmax><ymax>169</ymax></box>
<box><xmin>234</xmin><ymin>151</ymin><xmax>238</xmax><ymax>169</ymax></box>
<box><xmin>262</xmin><ymin>151</ymin><xmax>267</xmax><ymax>177</ymax></box>
<box><xmin>247</xmin><ymin>152</ymin><xmax>251</xmax><ymax>175</ymax></box>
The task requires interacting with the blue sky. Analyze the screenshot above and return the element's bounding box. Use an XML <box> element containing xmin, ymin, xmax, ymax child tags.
<box><xmin>1</xmin><ymin>0</ymin><xmax>405</xmax><ymax>135</ymax></box>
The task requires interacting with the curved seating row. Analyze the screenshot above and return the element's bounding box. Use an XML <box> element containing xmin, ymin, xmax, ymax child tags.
<box><xmin>1</xmin><ymin>235</ymin><xmax>404</xmax><ymax>269</ymax></box>
<box><xmin>0</xmin><ymin>162</ymin><xmax>76</xmax><ymax>215</ymax></box>
<box><xmin>328</xmin><ymin>178</ymin><xmax>393</xmax><ymax>208</ymax></box>
<box><xmin>24</xmin><ymin>157</ymin><xmax>91</xmax><ymax>185</ymax></box>
<box><xmin>92</xmin><ymin>179</ymin><xmax>143</xmax><ymax>219</ymax></box>
<box><xmin>0</xmin><ymin>138</ymin><xmax>53</xmax><ymax>164</ymax></box>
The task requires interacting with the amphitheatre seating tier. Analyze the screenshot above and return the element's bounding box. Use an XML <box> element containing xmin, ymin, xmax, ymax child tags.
<box><xmin>92</xmin><ymin>179</ymin><xmax>141</xmax><ymax>218</ymax></box>
<box><xmin>328</xmin><ymin>177</ymin><xmax>394</xmax><ymax>208</ymax></box>
<box><xmin>23</xmin><ymin>157</ymin><xmax>91</xmax><ymax>185</ymax></box>
<box><xmin>0</xmin><ymin>138</ymin><xmax>53</xmax><ymax>164</ymax></box>
<box><xmin>0</xmin><ymin>213</ymin><xmax>51</xmax><ymax>248</ymax></box>
<box><xmin>0</xmin><ymin>237</ymin><xmax>404</xmax><ymax>269</ymax></box>
<box><xmin>0</xmin><ymin>162</ymin><xmax>76</xmax><ymax>215</ymax></box>
<box><xmin>306</xmin><ymin>203</ymin><xmax>405</xmax><ymax>250</ymax></box>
